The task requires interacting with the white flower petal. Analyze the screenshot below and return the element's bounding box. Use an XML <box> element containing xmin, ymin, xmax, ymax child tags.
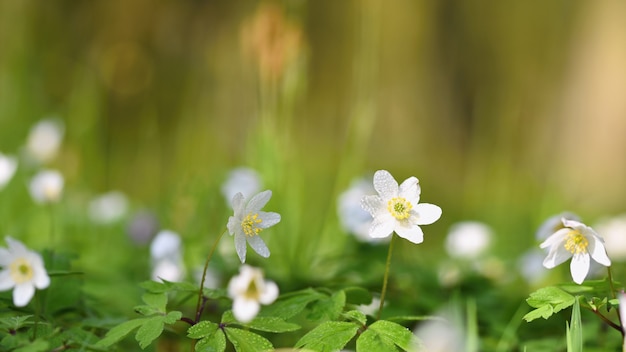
<box><xmin>234</xmin><ymin>234</ymin><xmax>248</xmax><ymax>263</ymax></box>
<box><xmin>259</xmin><ymin>281</ymin><xmax>279</xmax><ymax>305</ymax></box>
<box><xmin>542</xmin><ymin>246</ymin><xmax>572</xmax><ymax>269</ymax></box>
<box><xmin>413</xmin><ymin>203</ymin><xmax>442</xmax><ymax>225</ymax></box>
<box><xmin>227</xmin><ymin>216</ymin><xmax>238</xmax><ymax>235</ymax></box>
<box><xmin>361</xmin><ymin>195</ymin><xmax>386</xmax><ymax>217</ymax></box>
<box><xmin>13</xmin><ymin>283</ymin><xmax>35</xmax><ymax>307</ymax></box>
<box><xmin>257</xmin><ymin>211</ymin><xmax>281</xmax><ymax>228</ymax></box>
<box><xmin>398</xmin><ymin>176</ymin><xmax>420</xmax><ymax>205</ymax></box>
<box><xmin>0</xmin><ymin>270</ymin><xmax>15</xmax><ymax>291</ymax></box>
<box><xmin>246</xmin><ymin>190</ymin><xmax>272</xmax><ymax>213</ymax></box>
<box><xmin>539</xmin><ymin>228</ymin><xmax>570</xmax><ymax>249</ymax></box>
<box><xmin>0</xmin><ymin>248</ymin><xmax>11</xmax><ymax>266</ymax></box>
<box><xmin>570</xmin><ymin>253</ymin><xmax>590</xmax><ymax>284</ymax></box>
<box><xmin>394</xmin><ymin>222</ymin><xmax>424</xmax><ymax>244</ymax></box>
<box><xmin>231</xmin><ymin>193</ymin><xmax>245</xmax><ymax>213</ymax></box>
<box><xmin>589</xmin><ymin>235</ymin><xmax>611</xmax><ymax>267</ymax></box>
<box><xmin>373</xmin><ymin>170</ymin><xmax>398</xmax><ymax>200</ymax></box>
<box><xmin>247</xmin><ymin>236</ymin><xmax>270</xmax><ymax>258</ymax></box>
<box><xmin>5</xmin><ymin>237</ymin><xmax>28</xmax><ymax>255</ymax></box>
<box><xmin>562</xmin><ymin>218</ymin><xmax>586</xmax><ymax>231</ymax></box>
<box><xmin>369</xmin><ymin>215</ymin><xmax>395</xmax><ymax>238</ymax></box>
<box><xmin>233</xmin><ymin>297</ymin><xmax>260</xmax><ymax>323</ymax></box>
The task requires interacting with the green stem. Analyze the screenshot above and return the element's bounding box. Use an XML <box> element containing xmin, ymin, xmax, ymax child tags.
<box><xmin>607</xmin><ymin>266</ymin><xmax>624</xmax><ymax>336</ymax></box>
<box><xmin>194</xmin><ymin>229</ymin><xmax>227</xmax><ymax>322</ymax></box>
<box><xmin>377</xmin><ymin>234</ymin><xmax>395</xmax><ymax>321</ymax></box>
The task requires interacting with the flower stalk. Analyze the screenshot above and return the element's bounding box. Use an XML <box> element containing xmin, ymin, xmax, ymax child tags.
<box><xmin>195</xmin><ymin>229</ymin><xmax>226</xmax><ymax>322</ymax></box>
<box><xmin>377</xmin><ymin>234</ymin><xmax>395</xmax><ymax>320</ymax></box>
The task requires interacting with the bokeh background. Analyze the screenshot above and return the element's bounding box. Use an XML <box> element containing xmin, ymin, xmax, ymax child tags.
<box><xmin>2</xmin><ymin>1</ymin><xmax>626</xmax><ymax>350</ymax></box>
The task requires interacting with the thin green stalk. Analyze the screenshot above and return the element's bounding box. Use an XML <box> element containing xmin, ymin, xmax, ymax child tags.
<box><xmin>607</xmin><ymin>267</ymin><xmax>623</xmax><ymax>336</ymax></box>
<box><xmin>194</xmin><ymin>229</ymin><xmax>227</xmax><ymax>322</ymax></box>
<box><xmin>377</xmin><ymin>234</ymin><xmax>396</xmax><ymax>321</ymax></box>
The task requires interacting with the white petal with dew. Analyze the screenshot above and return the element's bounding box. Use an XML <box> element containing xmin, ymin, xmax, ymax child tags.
<box><xmin>369</xmin><ymin>215</ymin><xmax>395</xmax><ymax>238</ymax></box>
<box><xmin>398</xmin><ymin>176</ymin><xmax>420</xmax><ymax>205</ymax></box>
<box><xmin>227</xmin><ymin>216</ymin><xmax>238</xmax><ymax>236</ymax></box>
<box><xmin>247</xmin><ymin>236</ymin><xmax>270</xmax><ymax>258</ymax></box>
<box><xmin>13</xmin><ymin>283</ymin><xmax>35</xmax><ymax>307</ymax></box>
<box><xmin>233</xmin><ymin>297</ymin><xmax>260</xmax><ymax>323</ymax></box>
<box><xmin>413</xmin><ymin>203</ymin><xmax>442</xmax><ymax>225</ymax></box>
<box><xmin>361</xmin><ymin>195</ymin><xmax>385</xmax><ymax>217</ymax></box>
<box><xmin>231</xmin><ymin>193</ymin><xmax>245</xmax><ymax>213</ymax></box>
<box><xmin>257</xmin><ymin>211</ymin><xmax>281</xmax><ymax>228</ymax></box>
<box><xmin>570</xmin><ymin>253</ymin><xmax>590</xmax><ymax>284</ymax></box>
<box><xmin>259</xmin><ymin>281</ymin><xmax>279</xmax><ymax>305</ymax></box>
<box><xmin>373</xmin><ymin>170</ymin><xmax>398</xmax><ymax>200</ymax></box>
<box><xmin>394</xmin><ymin>222</ymin><xmax>424</xmax><ymax>244</ymax></box>
<box><xmin>235</xmin><ymin>234</ymin><xmax>248</xmax><ymax>263</ymax></box>
<box><xmin>246</xmin><ymin>190</ymin><xmax>272</xmax><ymax>213</ymax></box>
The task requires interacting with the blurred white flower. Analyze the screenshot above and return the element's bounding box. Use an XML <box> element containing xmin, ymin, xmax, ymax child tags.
<box><xmin>594</xmin><ymin>215</ymin><xmax>626</xmax><ymax>261</ymax></box>
<box><xmin>29</xmin><ymin>170</ymin><xmax>64</xmax><ymax>204</ymax></box>
<box><xmin>26</xmin><ymin>118</ymin><xmax>64</xmax><ymax>163</ymax></box>
<box><xmin>536</xmin><ymin>212</ymin><xmax>580</xmax><ymax>241</ymax></box>
<box><xmin>540</xmin><ymin>218</ymin><xmax>611</xmax><ymax>284</ymax></box>
<box><xmin>0</xmin><ymin>153</ymin><xmax>17</xmax><ymax>190</ymax></box>
<box><xmin>337</xmin><ymin>177</ymin><xmax>384</xmax><ymax>243</ymax></box>
<box><xmin>221</xmin><ymin>167</ymin><xmax>262</xmax><ymax>206</ymax></box>
<box><xmin>361</xmin><ymin>170</ymin><xmax>441</xmax><ymax>244</ymax></box>
<box><xmin>518</xmin><ymin>249</ymin><xmax>549</xmax><ymax>285</ymax></box>
<box><xmin>227</xmin><ymin>265</ymin><xmax>278</xmax><ymax>323</ymax></box>
<box><xmin>413</xmin><ymin>305</ymin><xmax>465</xmax><ymax>352</ymax></box>
<box><xmin>356</xmin><ymin>296</ymin><xmax>383</xmax><ymax>317</ymax></box>
<box><xmin>227</xmin><ymin>190</ymin><xmax>281</xmax><ymax>263</ymax></box>
<box><xmin>0</xmin><ymin>237</ymin><xmax>50</xmax><ymax>307</ymax></box>
<box><xmin>88</xmin><ymin>191</ymin><xmax>129</xmax><ymax>224</ymax></box>
<box><xmin>445</xmin><ymin>221</ymin><xmax>492</xmax><ymax>260</ymax></box>
<box><xmin>150</xmin><ymin>230</ymin><xmax>185</xmax><ymax>282</ymax></box>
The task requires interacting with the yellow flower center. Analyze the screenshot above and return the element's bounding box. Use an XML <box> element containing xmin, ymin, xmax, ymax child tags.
<box><xmin>387</xmin><ymin>197</ymin><xmax>413</xmax><ymax>220</ymax></box>
<box><xmin>242</xmin><ymin>213</ymin><xmax>263</xmax><ymax>237</ymax></box>
<box><xmin>564</xmin><ymin>230</ymin><xmax>589</xmax><ymax>255</ymax></box>
<box><xmin>245</xmin><ymin>277</ymin><xmax>260</xmax><ymax>300</ymax></box>
<box><xmin>9</xmin><ymin>258</ymin><xmax>34</xmax><ymax>284</ymax></box>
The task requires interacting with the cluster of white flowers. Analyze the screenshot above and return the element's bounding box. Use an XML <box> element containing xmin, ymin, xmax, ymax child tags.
<box><xmin>150</xmin><ymin>230</ymin><xmax>186</xmax><ymax>282</ymax></box>
<box><xmin>0</xmin><ymin>237</ymin><xmax>49</xmax><ymax>307</ymax></box>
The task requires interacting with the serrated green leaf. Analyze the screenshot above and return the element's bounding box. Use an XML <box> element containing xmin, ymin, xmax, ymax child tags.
<box><xmin>188</xmin><ymin>321</ymin><xmax>220</xmax><ymax>339</ymax></box>
<box><xmin>136</xmin><ymin>316</ymin><xmax>165</xmax><ymax>349</ymax></box>
<box><xmin>195</xmin><ymin>329</ymin><xmax>226</xmax><ymax>352</ymax></box>
<box><xmin>0</xmin><ymin>315</ymin><xmax>33</xmax><ymax>330</ymax></box>
<box><xmin>307</xmin><ymin>290</ymin><xmax>346</xmax><ymax>322</ymax></box>
<box><xmin>96</xmin><ymin>318</ymin><xmax>149</xmax><ymax>347</ymax></box>
<box><xmin>225</xmin><ymin>327</ymin><xmax>273</xmax><ymax>352</ymax></box>
<box><xmin>368</xmin><ymin>320</ymin><xmax>422</xmax><ymax>351</ymax></box>
<box><xmin>142</xmin><ymin>292</ymin><xmax>167</xmax><ymax>312</ymax></box>
<box><xmin>164</xmin><ymin>311</ymin><xmax>183</xmax><ymax>324</ymax></box>
<box><xmin>343</xmin><ymin>287</ymin><xmax>373</xmax><ymax>305</ymax></box>
<box><xmin>242</xmin><ymin>316</ymin><xmax>301</xmax><ymax>333</ymax></box>
<box><xmin>295</xmin><ymin>321</ymin><xmax>360</xmax><ymax>352</ymax></box>
<box><xmin>343</xmin><ymin>310</ymin><xmax>367</xmax><ymax>325</ymax></box>
<box><xmin>357</xmin><ymin>328</ymin><xmax>397</xmax><ymax>352</ymax></box>
<box><xmin>524</xmin><ymin>286</ymin><xmax>575</xmax><ymax>322</ymax></box>
<box><xmin>261</xmin><ymin>288</ymin><xmax>326</xmax><ymax>320</ymax></box>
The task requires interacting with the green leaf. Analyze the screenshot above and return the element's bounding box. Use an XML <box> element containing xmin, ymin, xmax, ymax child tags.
<box><xmin>225</xmin><ymin>327</ymin><xmax>273</xmax><ymax>352</ymax></box>
<box><xmin>142</xmin><ymin>292</ymin><xmax>168</xmax><ymax>312</ymax></box>
<box><xmin>164</xmin><ymin>311</ymin><xmax>183</xmax><ymax>324</ymax></box>
<box><xmin>134</xmin><ymin>304</ymin><xmax>160</xmax><ymax>316</ymax></box>
<box><xmin>295</xmin><ymin>321</ymin><xmax>360</xmax><ymax>352</ymax></box>
<box><xmin>243</xmin><ymin>316</ymin><xmax>301</xmax><ymax>333</ymax></box>
<box><xmin>386</xmin><ymin>316</ymin><xmax>445</xmax><ymax>323</ymax></box>
<box><xmin>307</xmin><ymin>290</ymin><xmax>346</xmax><ymax>322</ymax></box>
<box><xmin>14</xmin><ymin>339</ymin><xmax>49</xmax><ymax>352</ymax></box>
<box><xmin>357</xmin><ymin>328</ymin><xmax>397</xmax><ymax>352</ymax></box>
<box><xmin>96</xmin><ymin>318</ymin><xmax>149</xmax><ymax>347</ymax></box>
<box><xmin>261</xmin><ymin>288</ymin><xmax>325</xmax><ymax>320</ymax></box>
<box><xmin>343</xmin><ymin>310</ymin><xmax>367</xmax><ymax>325</ymax></box>
<box><xmin>368</xmin><ymin>320</ymin><xmax>423</xmax><ymax>351</ymax></box>
<box><xmin>0</xmin><ymin>315</ymin><xmax>33</xmax><ymax>330</ymax></box>
<box><xmin>140</xmin><ymin>280</ymin><xmax>167</xmax><ymax>293</ymax></box>
<box><xmin>188</xmin><ymin>321</ymin><xmax>226</xmax><ymax>352</ymax></box>
<box><xmin>135</xmin><ymin>316</ymin><xmax>165</xmax><ymax>349</ymax></box>
<box><xmin>566</xmin><ymin>298</ymin><xmax>583</xmax><ymax>352</ymax></box>
<box><xmin>524</xmin><ymin>286</ymin><xmax>576</xmax><ymax>322</ymax></box>
<box><xmin>343</xmin><ymin>286</ymin><xmax>373</xmax><ymax>305</ymax></box>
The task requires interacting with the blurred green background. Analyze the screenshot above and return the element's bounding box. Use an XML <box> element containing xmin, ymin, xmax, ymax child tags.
<box><xmin>2</xmin><ymin>0</ymin><xmax>626</xmax><ymax>349</ymax></box>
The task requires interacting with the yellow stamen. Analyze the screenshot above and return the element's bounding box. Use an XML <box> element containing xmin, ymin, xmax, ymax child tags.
<box><xmin>242</xmin><ymin>213</ymin><xmax>263</xmax><ymax>237</ymax></box>
<box><xmin>564</xmin><ymin>230</ymin><xmax>589</xmax><ymax>255</ymax></box>
<box><xmin>245</xmin><ymin>277</ymin><xmax>260</xmax><ymax>300</ymax></box>
<box><xmin>387</xmin><ymin>197</ymin><xmax>413</xmax><ymax>220</ymax></box>
<box><xmin>9</xmin><ymin>258</ymin><xmax>34</xmax><ymax>284</ymax></box>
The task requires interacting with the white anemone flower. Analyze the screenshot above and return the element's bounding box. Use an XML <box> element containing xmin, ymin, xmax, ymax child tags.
<box><xmin>88</xmin><ymin>191</ymin><xmax>129</xmax><ymax>224</ymax></box>
<box><xmin>535</xmin><ymin>212</ymin><xmax>580</xmax><ymax>241</ymax></box>
<box><xmin>227</xmin><ymin>265</ymin><xmax>278</xmax><ymax>323</ymax></box>
<box><xmin>445</xmin><ymin>221</ymin><xmax>492</xmax><ymax>260</ymax></box>
<box><xmin>26</xmin><ymin>118</ymin><xmax>64</xmax><ymax>163</ymax></box>
<box><xmin>150</xmin><ymin>230</ymin><xmax>185</xmax><ymax>282</ymax></box>
<box><xmin>0</xmin><ymin>153</ymin><xmax>18</xmax><ymax>190</ymax></box>
<box><xmin>361</xmin><ymin>170</ymin><xmax>442</xmax><ymax>244</ymax></box>
<box><xmin>540</xmin><ymin>218</ymin><xmax>611</xmax><ymax>284</ymax></box>
<box><xmin>0</xmin><ymin>237</ymin><xmax>50</xmax><ymax>307</ymax></box>
<box><xmin>29</xmin><ymin>170</ymin><xmax>64</xmax><ymax>204</ymax></box>
<box><xmin>227</xmin><ymin>190</ymin><xmax>281</xmax><ymax>263</ymax></box>
<box><xmin>221</xmin><ymin>167</ymin><xmax>262</xmax><ymax>206</ymax></box>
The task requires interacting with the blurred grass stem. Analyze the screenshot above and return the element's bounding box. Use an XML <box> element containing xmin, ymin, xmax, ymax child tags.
<box><xmin>194</xmin><ymin>229</ymin><xmax>227</xmax><ymax>322</ymax></box>
<box><xmin>377</xmin><ymin>234</ymin><xmax>395</xmax><ymax>321</ymax></box>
